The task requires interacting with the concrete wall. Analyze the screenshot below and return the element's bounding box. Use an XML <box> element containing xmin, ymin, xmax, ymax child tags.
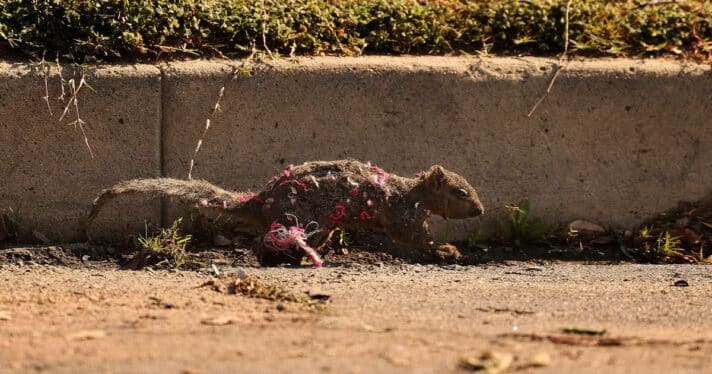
<box><xmin>1</xmin><ymin>57</ymin><xmax>710</xmax><ymax>241</ymax></box>
<box><xmin>0</xmin><ymin>62</ymin><xmax>162</xmax><ymax>242</ymax></box>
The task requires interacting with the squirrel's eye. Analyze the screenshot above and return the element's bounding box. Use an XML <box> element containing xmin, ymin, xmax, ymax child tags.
<box><xmin>453</xmin><ymin>188</ymin><xmax>469</xmax><ymax>198</ymax></box>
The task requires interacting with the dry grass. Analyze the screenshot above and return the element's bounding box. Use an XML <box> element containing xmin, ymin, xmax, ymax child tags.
<box><xmin>125</xmin><ymin>218</ymin><xmax>199</xmax><ymax>270</ymax></box>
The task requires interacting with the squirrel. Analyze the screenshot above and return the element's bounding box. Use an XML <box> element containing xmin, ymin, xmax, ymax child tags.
<box><xmin>86</xmin><ymin>159</ymin><xmax>484</xmax><ymax>267</ymax></box>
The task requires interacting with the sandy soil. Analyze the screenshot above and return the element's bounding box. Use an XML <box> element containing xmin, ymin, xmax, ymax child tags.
<box><xmin>1</xmin><ymin>258</ymin><xmax>711</xmax><ymax>373</ymax></box>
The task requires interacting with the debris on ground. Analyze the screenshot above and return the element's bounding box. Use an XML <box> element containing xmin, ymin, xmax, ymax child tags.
<box><xmin>360</xmin><ymin>322</ymin><xmax>395</xmax><ymax>333</ymax></box>
<box><xmin>569</xmin><ymin>220</ymin><xmax>606</xmax><ymax>234</ymax></box>
<box><xmin>148</xmin><ymin>296</ymin><xmax>177</xmax><ymax>309</ymax></box>
<box><xmin>0</xmin><ymin>310</ymin><xmax>11</xmax><ymax>321</ymax></box>
<box><xmin>475</xmin><ymin>307</ymin><xmax>534</xmax><ymax>316</ymax></box>
<box><xmin>535</xmin><ymin>194</ymin><xmax>712</xmax><ymax>265</ymax></box>
<box><xmin>561</xmin><ymin>327</ymin><xmax>607</xmax><ymax>336</ymax></box>
<box><xmin>198</xmin><ymin>273</ymin><xmax>329</xmax><ymax>310</ymax></box>
<box><xmin>460</xmin><ymin>351</ymin><xmax>514</xmax><ymax>373</ymax></box>
<box><xmin>201</xmin><ymin>316</ymin><xmax>237</xmax><ymax>326</ymax></box>
<box><xmin>630</xmin><ymin>194</ymin><xmax>712</xmax><ymax>263</ymax></box>
<box><xmin>3</xmin><ymin>195</ymin><xmax>712</xmax><ymax>269</ymax></box>
<box><xmin>67</xmin><ymin>329</ymin><xmax>107</xmax><ymax>341</ymax></box>
<box><xmin>211</xmin><ymin>264</ymin><xmax>220</xmax><ymax>277</ymax></box>
<box><xmin>501</xmin><ymin>333</ymin><xmax>707</xmax><ymax>347</ymax></box>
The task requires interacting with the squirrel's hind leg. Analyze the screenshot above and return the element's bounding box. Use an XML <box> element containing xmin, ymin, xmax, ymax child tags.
<box><xmin>385</xmin><ymin>221</ymin><xmax>462</xmax><ymax>263</ymax></box>
<box><xmin>254</xmin><ymin>242</ymin><xmax>304</xmax><ymax>267</ymax></box>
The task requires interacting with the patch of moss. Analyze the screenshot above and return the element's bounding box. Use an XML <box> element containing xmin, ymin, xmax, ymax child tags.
<box><xmin>0</xmin><ymin>0</ymin><xmax>709</xmax><ymax>62</ymax></box>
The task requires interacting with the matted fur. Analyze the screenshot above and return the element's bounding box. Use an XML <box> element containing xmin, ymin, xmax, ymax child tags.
<box><xmin>86</xmin><ymin>160</ymin><xmax>484</xmax><ymax>266</ymax></box>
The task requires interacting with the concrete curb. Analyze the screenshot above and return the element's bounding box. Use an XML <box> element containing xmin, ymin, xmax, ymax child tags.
<box><xmin>0</xmin><ymin>62</ymin><xmax>162</xmax><ymax>241</ymax></box>
<box><xmin>1</xmin><ymin>57</ymin><xmax>710</xmax><ymax>241</ymax></box>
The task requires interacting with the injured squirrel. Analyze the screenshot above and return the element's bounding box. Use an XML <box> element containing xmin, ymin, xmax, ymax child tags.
<box><xmin>86</xmin><ymin>160</ymin><xmax>484</xmax><ymax>267</ymax></box>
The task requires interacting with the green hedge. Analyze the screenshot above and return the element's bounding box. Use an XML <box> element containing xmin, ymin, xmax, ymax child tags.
<box><xmin>0</xmin><ymin>0</ymin><xmax>710</xmax><ymax>61</ymax></box>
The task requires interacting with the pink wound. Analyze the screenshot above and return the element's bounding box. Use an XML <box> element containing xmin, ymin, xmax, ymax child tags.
<box><xmin>279</xmin><ymin>179</ymin><xmax>308</xmax><ymax>192</ymax></box>
<box><xmin>359</xmin><ymin>211</ymin><xmax>375</xmax><ymax>220</ymax></box>
<box><xmin>370</xmin><ymin>165</ymin><xmax>388</xmax><ymax>188</ymax></box>
<box><xmin>330</xmin><ymin>204</ymin><xmax>347</xmax><ymax>225</ymax></box>
<box><xmin>238</xmin><ymin>192</ymin><xmax>256</xmax><ymax>203</ymax></box>
<box><xmin>237</xmin><ymin>193</ymin><xmax>264</xmax><ymax>204</ymax></box>
<box><xmin>283</xmin><ymin>164</ymin><xmax>293</xmax><ymax>178</ymax></box>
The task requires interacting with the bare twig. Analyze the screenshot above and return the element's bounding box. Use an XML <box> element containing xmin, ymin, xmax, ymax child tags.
<box><xmin>635</xmin><ymin>0</ymin><xmax>677</xmax><ymax>8</ymax></box>
<box><xmin>58</xmin><ymin>75</ymin><xmax>86</xmax><ymax>122</ymax></box>
<box><xmin>212</xmin><ymin>87</ymin><xmax>225</xmax><ymax>114</ymax></box>
<box><xmin>40</xmin><ymin>55</ymin><xmax>94</xmax><ymax>158</ymax></box>
<box><xmin>249</xmin><ymin>37</ymin><xmax>258</xmax><ymax>60</ymax></box>
<box><xmin>260</xmin><ymin>0</ymin><xmax>275</xmax><ymax>59</ymax></box>
<box><xmin>187</xmin><ymin>89</ymin><xmax>221</xmax><ymax>179</ymax></box>
<box><xmin>55</xmin><ymin>53</ymin><xmax>66</xmax><ymax>101</ymax></box>
<box><xmin>65</xmin><ymin>74</ymin><xmax>94</xmax><ymax>158</ymax></box>
<box><xmin>526</xmin><ymin>67</ymin><xmax>564</xmax><ymax>117</ymax></box>
<box><xmin>187</xmin><ymin>53</ymin><xmax>254</xmax><ymax>179</ymax></box>
<box><xmin>315</xmin><ymin>7</ymin><xmax>348</xmax><ymax>56</ymax></box>
<box><xmin>527</xmin><ymin>0</ymin><xmax>572</xmax><ymax>117</ymax></box>
<box><xmin>559</xmin><ymin>0</ymin><xmax>573</xmax><ymax>58</ymax></box>
<box><xmin>39</xmin><ymin>51</ymin><xmax>53</xmax><ymax>116</ymax></box>
<box><xmin>188</xmin><ymin>119</ymin><xmax>210</xmax><ymax>180</ymax></box>
<box><xmin>205</xmin><ymin>44</ymin><xmax>228</xmax><ymax>59</ymax></box>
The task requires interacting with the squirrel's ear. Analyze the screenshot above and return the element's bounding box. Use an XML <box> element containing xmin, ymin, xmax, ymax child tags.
<box><xmin>427</xmin><ymin>165</ymin><xmax>446</xmax><ymax>190</ymax></box>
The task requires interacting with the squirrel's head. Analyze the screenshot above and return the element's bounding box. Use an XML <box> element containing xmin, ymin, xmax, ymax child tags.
<box><xmin>422</xmin><ymin>165</ymin><xmax>484</xmax><ymax>219</ymax></box>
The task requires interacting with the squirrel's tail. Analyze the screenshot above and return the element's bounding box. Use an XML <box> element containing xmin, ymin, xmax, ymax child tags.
<box><xmin>86</xmin><ymin>178</ymin><xmax>238</xmax><ymax>227</ymax></box>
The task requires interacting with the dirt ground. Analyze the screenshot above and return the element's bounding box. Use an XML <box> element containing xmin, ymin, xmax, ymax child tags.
<box><xmin>1</xmin><ymin>246</ymin><xmax>711</xmax><ymax>373</ymax></box>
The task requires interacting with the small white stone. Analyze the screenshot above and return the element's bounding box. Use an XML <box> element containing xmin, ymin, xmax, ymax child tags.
<box><xmin>236</xmin><ymin>268</ymin><xmax>247</xmax><ymax>279</ymax></box>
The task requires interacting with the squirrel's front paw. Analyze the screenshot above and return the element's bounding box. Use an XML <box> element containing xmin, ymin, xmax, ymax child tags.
<box><xmin>434</xmin><ymin>244</ymin><xmax>461</xmax><ymax>262</ymax></box>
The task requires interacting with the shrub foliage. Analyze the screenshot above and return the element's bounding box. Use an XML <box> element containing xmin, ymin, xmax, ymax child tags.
<box><xmin>0</xmin><ymin>0</ymin><xmax>709</xmax><ymax>61</ymax></box>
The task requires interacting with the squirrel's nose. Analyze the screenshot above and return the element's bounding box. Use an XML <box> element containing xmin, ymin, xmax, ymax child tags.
<box><xmin>472</xmin><ymin>205</ymin><xmax>484</xmax><ymax>216</ymax></box>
